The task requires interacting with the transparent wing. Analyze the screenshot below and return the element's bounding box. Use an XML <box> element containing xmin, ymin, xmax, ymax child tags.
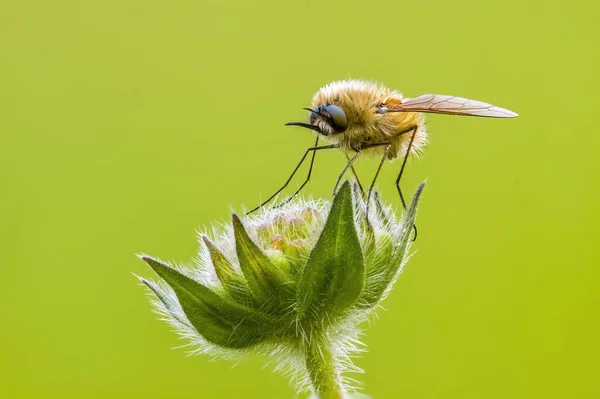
<box><xmin>388</xmin><ymin>94</ymin><xmax>518</xmax><ymax>118</ymax></box>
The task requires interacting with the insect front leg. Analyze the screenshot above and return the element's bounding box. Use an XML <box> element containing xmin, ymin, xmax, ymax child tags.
<box><xmin>246</xmin><ymin>141</ymin><xmax>338</xmax><ymax>215</ymax></box>
<box><xmin>272</xmin><ymin>136</ymin><xmax>322</xmax><ymax>209</ymax></box>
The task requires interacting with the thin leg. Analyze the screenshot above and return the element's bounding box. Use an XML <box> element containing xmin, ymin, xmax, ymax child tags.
<box><xmin>246</xmin><ymin>143</ymin><xmax>339</xmax><ymax>215</ymax></box>
<box><xmin>272</xmin><ymin>136</ymin><xmax>320</xmax><ymax>209</ymax></box>
<box><xmin>346</xmin><ymin>153</ymin><xmax>365</xmax><ymax>195</ymax></box>
<box><xmin>394</xmin><ymin>126</ymin><xmax>419</xmax><ymax>240</ymax></box>
<box><xmin>333</xmin><ymin>149</ymin><xmax>360</xmax><ymax>195</ymax></box>
<box><xmin>365</xmin><ymin>144</ymin><xmax>391</xmax><ymax>218</ymax></box>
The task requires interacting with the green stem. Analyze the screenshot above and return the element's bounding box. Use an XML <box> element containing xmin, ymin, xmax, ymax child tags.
<box><xmin>305</xmin><ymin>340</ymin><xmax>343</xmax><ymax>399</ymax></box>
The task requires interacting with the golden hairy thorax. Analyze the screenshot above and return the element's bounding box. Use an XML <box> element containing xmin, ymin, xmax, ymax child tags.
<box><xmin>310</xmin><ymin>80</ymin><xmax>427</xmax><ymax>160</ymax></box>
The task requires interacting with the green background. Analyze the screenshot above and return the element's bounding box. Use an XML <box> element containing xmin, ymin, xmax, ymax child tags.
<box><xmin>1</xmin><ymin>1</ymin><xmax>598</xmax><ymax>398</ymax></box>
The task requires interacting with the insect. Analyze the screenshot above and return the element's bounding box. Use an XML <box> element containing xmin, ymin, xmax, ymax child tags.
<box><xmin>247</xmin><ymin>80</ymin><xmax>517</xmax><ymax>237</ymax></box>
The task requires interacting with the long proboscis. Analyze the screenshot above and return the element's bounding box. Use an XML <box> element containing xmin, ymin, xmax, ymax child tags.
<box><xmin>285</xmin><ymin>122</ymin><xmax>322</xmax><ymax>132</ymax></box>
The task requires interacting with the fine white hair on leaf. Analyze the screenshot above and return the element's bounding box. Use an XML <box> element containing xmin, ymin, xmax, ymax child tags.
<box><xmin>137</xmin><ymin>182</ymin><xmax>422</xmax><ymax>394</ymax></box>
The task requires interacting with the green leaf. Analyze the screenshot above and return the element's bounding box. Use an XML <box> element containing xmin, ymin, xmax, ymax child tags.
<box><xmin>139</xmin><ymin>277</ymin><xmax>189</xmax><ymax>325</ymax></box>
<box><xmin>202</xmin><ymin>236</ymin><xmax>255</xmax><ymax>307</ymax></box>
<box><xmin>297</xmin><ymin>180</ymin><xmax>365</xmax><ymax>322</ymax></box>
<box><xmin>359</xmin><ymin>233</ymin><xmax>396</xmax><ymax>308</ymax></box>
<box><xmin>141</xmin><ymin>256</ymin><xmax>277</xmax><ymax>349</ymax></box>
<box><xmin>390</xmin><ymin>181</ymin><xmax>425</xmax><ymax>272</ymax></box>
<box><xmin>373</xmin><ymin>191</ymin><xmax>391</xmax><ymax>227</ymax></box>
<box><xmin>360</xmin><ymin>182</ymin><xmax>425</xmax><ymax>307</ymax></box>
<box><xmin>232</xmin><ymin>214</ymin><xmax>292</xmax><ymax>306</ymax></box>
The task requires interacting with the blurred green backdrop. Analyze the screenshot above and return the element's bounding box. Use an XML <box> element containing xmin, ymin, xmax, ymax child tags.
<box><xmin>1</xmin><ymin>1</ymin><xmax>598</xmax><ymax>398</ymax></box>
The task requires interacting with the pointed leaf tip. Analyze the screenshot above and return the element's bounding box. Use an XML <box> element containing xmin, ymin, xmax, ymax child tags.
<box><xmin>202</xmin><ymin>235</ymin><xmax>253</xmax><ymax>305</ymax></box>
<box><xmin>142</xmin><ymin>253</ymin><xmax>274</xmax><ymax>348</ymax></box>
<box><xmin>388</xmin><ymin>181</ymin><xmax>425</xmax><ymax>285</ymax></box>
<box><xmin>231</xmin><ymin>213</ymin><xmax>243</xmax><ymax>228</ymax></box>
<box><xmin>201</xmin><ymin>235</ymin><xmax>210</xmax><ymax>246</ymax></box>
<box><xmin>413</xmin><ymin>182</ymin><xmax>425</xmax><ymax>202</ymax></box>
<box><xmin>139</xmin><ymin>254</ymin><xmax>156</xmax><ymax>266</ymax></box>
<box><xmin>404</xmin><ymin>181</ymin><xmax>425</xmax><ymax>223</ymax></box>
<box><xmin>232</xmin><ymin>212</ymin><xmax>291</xmax><ymax>306</ymax></box>
<box><xmin>139</xmin><ymin>277</ymin><xmax>189</xmax><ymax>325</ymax></box>
<box><xmin>338</xmin><ymin>180</ymin><xmax>352</xmax><ymax>196</ymax></box>
<box><xmin>140</xmin><ymin>255</ymin><xmax>169</xmax><ymax>271</ymax></box>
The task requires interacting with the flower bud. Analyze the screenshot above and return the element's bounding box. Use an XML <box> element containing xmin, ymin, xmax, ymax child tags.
<box><xmin>138</xmin><ymin>180</ymin><xmax>424</xmax><ymax>396</ymax></box>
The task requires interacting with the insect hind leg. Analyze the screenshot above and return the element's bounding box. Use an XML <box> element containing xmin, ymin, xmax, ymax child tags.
<box><xmin>394</xmin><ymin>126</ymin><xmax>419</xmax><ymax>241</ymax></box>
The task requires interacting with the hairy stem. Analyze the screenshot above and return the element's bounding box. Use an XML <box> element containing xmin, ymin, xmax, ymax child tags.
<box><xmin>305</xmin><ymin>340</ymin><xmax>343</xmax><ymax>399</ymax></box>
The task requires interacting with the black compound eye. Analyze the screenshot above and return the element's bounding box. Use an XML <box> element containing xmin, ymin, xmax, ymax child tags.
<box><xmin>323</xmin><ymin>104</ymin><xmax>348</xmax><ymax>133</ymax></box>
